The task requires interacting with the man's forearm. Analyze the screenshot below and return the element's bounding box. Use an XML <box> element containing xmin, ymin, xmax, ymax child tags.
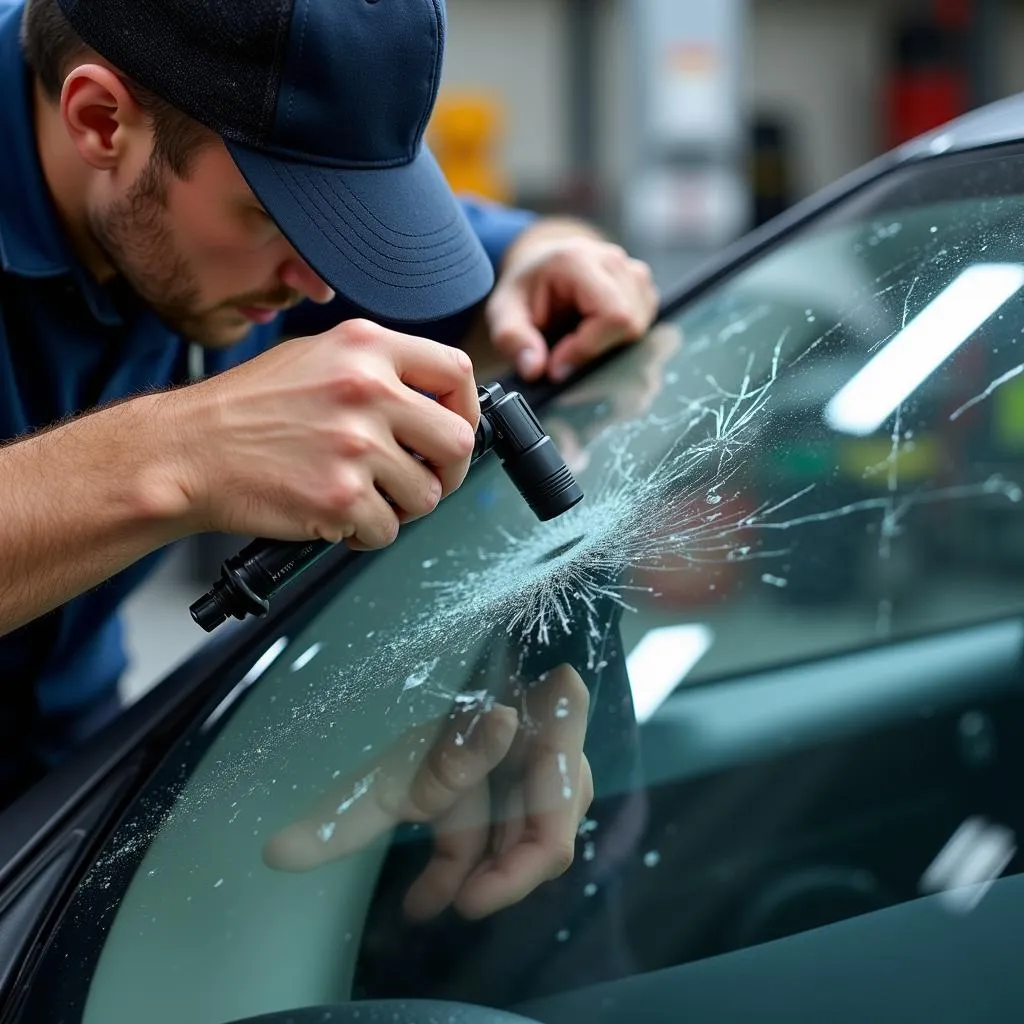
<box><xmin>0</xmin><ymin>394</ymin><xmax>193</xmax><ymax>638</ymax></box>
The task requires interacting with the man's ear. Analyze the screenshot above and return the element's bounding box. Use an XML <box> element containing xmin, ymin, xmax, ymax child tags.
<box><xmin>59</xmin><ymin>64</ymin><xmax>150</xmax><ymax>172</ymax></box>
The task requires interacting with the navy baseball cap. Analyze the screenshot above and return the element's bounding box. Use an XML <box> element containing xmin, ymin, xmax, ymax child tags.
<box><xmin>54</xmin><ymin>0</ymin><xmax>496</xmax><ymax>322</ymax></box>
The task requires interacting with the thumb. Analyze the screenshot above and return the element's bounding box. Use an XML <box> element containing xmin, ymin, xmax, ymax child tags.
<box><xmin>487</xmin><ymin>288</ymin><xmax>550</xmax><ymax>382</ymax></box>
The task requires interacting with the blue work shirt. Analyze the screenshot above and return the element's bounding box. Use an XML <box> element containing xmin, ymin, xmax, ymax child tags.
<box><xmin>0</xmin><ymin>0</ymin><xmax>535</xmax><ymax>777</ymax></box>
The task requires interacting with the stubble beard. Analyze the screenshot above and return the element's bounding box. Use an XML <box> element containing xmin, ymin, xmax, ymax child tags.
<box><xmin>88</xmin><ymin>159</ymin><xmax>236</xmax><ymax>345</ymax></box>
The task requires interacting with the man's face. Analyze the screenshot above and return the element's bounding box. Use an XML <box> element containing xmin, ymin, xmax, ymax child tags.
<box><xmin>88</xmin><ymin>141</ymin><xmax>333</xmax><ymax>347</ymax></box>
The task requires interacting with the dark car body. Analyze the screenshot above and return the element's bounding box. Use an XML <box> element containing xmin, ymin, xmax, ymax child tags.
<box><xmin>6</xmin><ymin>95</ymin><xmax>1024</xmax><ymax>1024</ymax></box>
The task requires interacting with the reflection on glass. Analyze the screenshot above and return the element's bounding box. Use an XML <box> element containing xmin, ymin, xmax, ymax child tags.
<box><xmin>265</xmin><ymin>664</ymin><xmax>593</xmax><ymax>923</ymax></box>
<box><xmin>625</xmin><ymin>624</ymin><xmax>714</xmax><ymax>721</ymax></box>
<box><xmin>826</xmin><ymin>263</ymin><xmax>1024</xmax><ymax>436</ymax></box>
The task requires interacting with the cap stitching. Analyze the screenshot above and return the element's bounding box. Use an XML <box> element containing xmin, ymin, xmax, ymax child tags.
<box><xmin>262</xmin><ymin>0</ymin><xmax>297</xmax><ymax>141</ymax></box>
<box><xmin>268</xmin><ymin>161</ymin><xmax>483</xmax><ymax>286</ymax></box>
<box><xmin>259</xmin><ymin>156</ymin><xmax>467</xmax><ymax>249</ymax></box>
<box><xmin>297</xmin><ymin>162</ymin><xmax>463</xmax><ymax>243</ymax></box>
<box><xmin>235</xmin><ymin>141</ymin><xmax>423</xmax><ymax>171</ymax></box>
<box><xmin>323</xmin><ymin>180</ymin><xmax>463</xmax><ymax>253</ymax></box>
<box><xmin>303</xmin><ymin>185</ymin><xmax>464</xmax><ymax>260</ymax></box>
<box><xmin>235</xmin><ymin>141</ymin><xmax>419</xmax><ymax>172</ymax></box>
<box><xmin>277</xmin><ymin>166</ymin><xmax>478</xmax><ymax>276</ymax></box>
<box><xmin>309</xmin><ymin>202</ymin><xmax>476</xmax><ymax>273</ymax></box>
<box><xmin>308</xmin><ymin>209</ymin><xmax>483</xmax><ymax>290</ymax></box>
<box><xmin>411</xmin><ymin>0</ymin><xmax>444</xmax><ymax>150</ymax></box>
<box><xmin>231</xmin><ymin>148</ymin><xmax>471</xmax><ymax>247</ymax></box>
<box><xmin>283</xmin><ymin>0</ymin><xmax>310</xmax><ymax>133</ymax></box>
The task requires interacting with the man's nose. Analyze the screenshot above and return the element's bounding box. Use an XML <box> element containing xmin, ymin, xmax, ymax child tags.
<box><xmin>279</xmin><ymin>256</ymin><xmax>336</xmax><ymax>305</ymax></box>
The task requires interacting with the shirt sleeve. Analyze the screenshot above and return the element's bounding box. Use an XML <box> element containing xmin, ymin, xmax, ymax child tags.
<box><xmin>280</xmin><ymin>195</ymin><xmax>538</xmax><ymax>343</ymax></box>
<box><xmin>457</xmin><ymin>194</ymin><xmax>538</xmax><ymax>269</ymax></box>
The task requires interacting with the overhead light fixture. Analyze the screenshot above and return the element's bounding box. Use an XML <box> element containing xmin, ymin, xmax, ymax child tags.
<box><xmin>626</xmin><ymin>624</ymin><xmax>714</xmax><ymax>722</ymax></box>
<box><xmin>826</xmin><ymin>263</ymin><xmax>1024</xmax><ymax>437</ymax></box>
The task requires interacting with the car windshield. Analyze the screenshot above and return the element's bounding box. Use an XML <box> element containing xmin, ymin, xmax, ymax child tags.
<box><xmin>24</xmin><ymin>145</ymin><xmax>1024</xmax><ymax>1024</ymax></box>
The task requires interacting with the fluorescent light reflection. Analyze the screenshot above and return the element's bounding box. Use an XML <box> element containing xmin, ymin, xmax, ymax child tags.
<box><xmin>202</xmin><ymin>636</ymin><xmax>289</xmax><ymax>732</ymax></box>
<box><xmin>626</xmin><ymin>624</ymin><xmax>714</xmax><ymax>723</ymax></box>
<box><xmin>826</xmin><ymin>263</ymin><xmax>1024</xmax><ymax>437</ymax></box>
<box><xmin>291</xmin><ymin>642</ymin><xmax>324</xmax><ymax>672</ymax></box>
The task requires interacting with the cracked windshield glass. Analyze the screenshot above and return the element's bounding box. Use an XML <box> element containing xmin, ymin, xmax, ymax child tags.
<box><xmin>41</xmin><ymin>151</ymin><xmax>1024</xmax><ymax>1022</ymax></box>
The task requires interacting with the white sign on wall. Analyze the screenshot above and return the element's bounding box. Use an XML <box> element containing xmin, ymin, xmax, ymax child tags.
<box><xmin>633</xmin><ymin>0</ymin><xmax>746</xmax><ymax>154</ymax></box>
<box><xmin>626</xmin><ymin>0</ymin><xmax>749</xmax><ymax>257</ymax></box>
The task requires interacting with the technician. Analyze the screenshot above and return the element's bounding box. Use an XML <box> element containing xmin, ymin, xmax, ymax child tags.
<box><xmin>0</xmin><ymin>0</ymin><xmax>656</xmax><ymax>810</ymax></box>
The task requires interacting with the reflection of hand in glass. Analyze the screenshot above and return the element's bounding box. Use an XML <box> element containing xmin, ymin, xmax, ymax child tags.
<box><xmin>546</xmin><ymin>324</ymin><xmax>683</xmax><ymax>474</ymax></box>
<box><xmin>264</xmin><ymin>665</ymin><xmax>593</xmax><ymax>921</ymax></box>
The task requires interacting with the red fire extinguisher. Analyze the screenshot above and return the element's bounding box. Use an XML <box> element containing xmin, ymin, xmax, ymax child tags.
<box><xmin>885</xmin><ymin>0</ymin><xmax>970</xmax><ymax>148</ymax></box>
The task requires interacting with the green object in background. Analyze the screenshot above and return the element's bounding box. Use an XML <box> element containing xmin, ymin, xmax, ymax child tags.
<box><xmin>771</xmin><ymin>438</ymin><xmax>942</xmax><ymax>486</ymax></box>
<box><xmin>993</xmin><ymin>377</ymin><xmax>1024</xmax><ymax>453</ymax></box>
<box><xmin>772</xmin><ymin>442</ymin><xmax>837</xmax><ymax>480</ymax></box>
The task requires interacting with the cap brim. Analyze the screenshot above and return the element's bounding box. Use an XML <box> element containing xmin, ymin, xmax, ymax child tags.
<box><xmin>226</xmin><ymin>141</ymin><xmax>495</xmax><ymax>323</ymax></box>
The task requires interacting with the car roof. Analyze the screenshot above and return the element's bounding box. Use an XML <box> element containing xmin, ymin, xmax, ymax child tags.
<box><xmin>898</xmin><ymin>92</ymin><xmax>1024</xmax><ymax>162</ymax></box>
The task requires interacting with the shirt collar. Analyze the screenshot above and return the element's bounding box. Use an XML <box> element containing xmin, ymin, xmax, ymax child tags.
<box><xmin>0</xmin><ymin>5</ymin><xmax>122</xmax><ymax>325</ymax></box>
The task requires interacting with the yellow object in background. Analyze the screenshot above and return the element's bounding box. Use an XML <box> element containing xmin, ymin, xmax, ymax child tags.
<box><xmin>428</xmin><ymin>91</ymin><xmax>512</xmax><ymax>204</ymax></box>
<box><xmin>837</xmin><ymin>435</ymin><xmax>941</xmax><ymax>484</ymax></box>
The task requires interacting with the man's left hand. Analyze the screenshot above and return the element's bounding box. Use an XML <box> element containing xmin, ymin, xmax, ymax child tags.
<box><xmin>486</xmin><ymin>223</ymin><xmax>659</xmax><ymax>383</ymax></box>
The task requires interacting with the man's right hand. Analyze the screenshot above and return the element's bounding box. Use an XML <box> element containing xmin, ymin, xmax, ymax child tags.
<box><xmin>166</xmin><ymin>319</ymin><xmax>480</xmax><ymax>549</ymax></box>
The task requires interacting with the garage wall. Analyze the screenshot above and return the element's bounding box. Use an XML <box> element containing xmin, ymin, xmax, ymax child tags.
<box><xmin>595</xmin><ymin>0</ymin><xmax>894</xmax><ymax>202</ymax></box>
<box><xmin>1000</xmin><ymin>4</ymin><xmax>1024</xmax><ymax>98</ymax></box>
<box><xmin>751</xmin><ymin>0</ymin><xmax>1024</xmax><ymax>198</ymax></box>
<box><xmin>442</xmin><ymin>0</ymin><xmax>571</xmax><ymax>195</ymax></box>
<box><xmin>441</xmin><ymin>0</ymin><xmax>1024</xmax><ymax>208</ymax></box>
<box><xmin>746</xmin><ymin>0</ymin><xmax>893</xmax><ymax>197</ymax></box>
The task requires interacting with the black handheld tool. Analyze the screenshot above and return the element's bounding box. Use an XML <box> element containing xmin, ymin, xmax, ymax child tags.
<box><xmin>189</xmin><ymin>383</ymin><xmax>584</xmax><ymax>632</ymax></box>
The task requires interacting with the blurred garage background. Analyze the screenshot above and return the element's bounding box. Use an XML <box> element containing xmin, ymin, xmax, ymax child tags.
<box><xmin>122</xmin><ymin>0</ymin><xmax>1022</xmax><ymax>700</ymax></box>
